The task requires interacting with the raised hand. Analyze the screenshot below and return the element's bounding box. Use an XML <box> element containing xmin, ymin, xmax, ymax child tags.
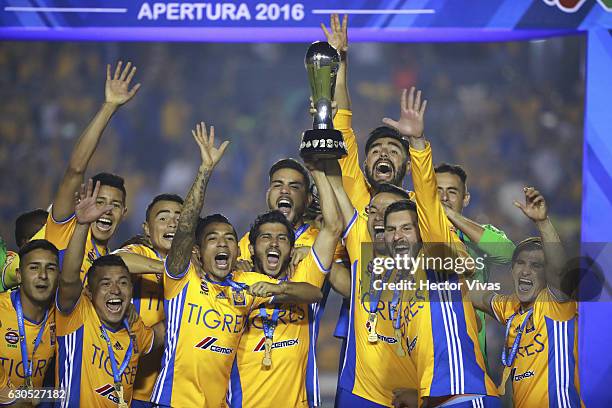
<box><xmin>75</xmin><ymin>179</ymin><xmax>113</xmax><ymax>225</ymax></box>
<box><xmin>105</xmin><ymin>61</ymin><xmax>141</xmax><ymax>106</ymax></box>
<box><xmin>321</xmin><ymin>14</ymin><xmax>348</xmax><ymax>53</ymax></box>
<box><xmin>514</xmin><ymin>187</ymin><xmax>548</xmax><ymax>222</ymax></box>
<box><xmin>383</xmin><ymin>87</ymin><xmax>427</xmax><ymax>139</ymax></box>
<box><xmin>192</xmin><ymin>122</ymin><xmax>230</xmax><ymax>171</ymax></box>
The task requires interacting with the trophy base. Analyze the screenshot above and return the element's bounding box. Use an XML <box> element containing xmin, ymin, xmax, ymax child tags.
<box><xmin>299</xmin><ymin>129</ymin><xmax>347</xmax><ymax>160</ymax></box>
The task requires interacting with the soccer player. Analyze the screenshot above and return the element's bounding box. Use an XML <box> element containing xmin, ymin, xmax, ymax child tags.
<box><xmin>229</xmin><ymin>159</ymin><xmax>343</xmax><ymax>408</ymax></box>
<box><xmin>435</xmin><ymin>163</ymin><xmax>515</xmax><ymax>364</ymax></box>
<box><xmin>56</xmin><ymin>179</ymin><xmax>164</xmax><ymax>407</ymax></box>
<box><xmin>2</xmin><ymin>209</ymin><xmax>48</xmax><ymax>292</ymax></box>
<box><xmin>113</xmin><ymin>194</ymin><xmax>183</xmax><ymax>407</ymax></box>
<box><xmin>469</xmin><ymin>188</ymin><xmax>584</xmax><ymax>408</ymax></box>
<box><xmin>150</xmin><ymin>123</ymin><xmax>317</xmax><ymax>407</ymax></box>
<box><xmin>0</xmin><ymin>239</ymin><xmax>58</xmax><ymax>391</ymax></box>
<box><xmin>382</xmin><ymin>88</ymin><xmax>498</xmax><ymax>407</ymax></box>
<box><xmin>43</xmin><ymin>61</ymin><xmax>140</xmax><ymax>282</ymax></box>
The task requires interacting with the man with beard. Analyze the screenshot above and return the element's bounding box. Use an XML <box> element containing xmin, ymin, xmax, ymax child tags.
<box><xmin>150</xmin><ymin>123</ymin><xmax>319</xmax><ymax>407</ymax></box>
<box><xmin>470</xmin><ymin>188</ymin><xmax>583</xmax><ymax>408</ymax></box>
<box><xmin>43</xmin><ymin>61</ymin><xmax>140</xmax><ymax>282</ymax></box>
<box><xmin>113</xmin><ymin>194</ymin><xmax>183</xmax><ymax>407</ymax></box>
<box><xmin>229</xmin><ymin>159</ymin><xmax>343</xmax><ymax>408</ymax></box>
<box><xmin>57</xmin><ymin>179</ymin><xmax>164</xmax><ymax>407</ymax></box>
<box><xmin>2</xmin><ymin>209</ymin><xmax>48</xmax><ymax>291</ymax></box>
<box><xmin>382</xmin><ymin>88</ymin><xmax>498</xmax><ymax>407</ymax></box>
<box><xmin>435</xmin><ymin>163</ymin><xmax>515</xmax><ymax>366</ymax></box>
<box><xmin>0</xmin><ymin>239</ymin><xmax>58</xmax><ymax>392</ymax></box>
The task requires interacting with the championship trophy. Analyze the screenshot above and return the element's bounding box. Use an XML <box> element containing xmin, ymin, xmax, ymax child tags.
<box><xmin>299</xmin><ymin>41</ymin><xmax>347</xmax><ymax>160</ymax></box>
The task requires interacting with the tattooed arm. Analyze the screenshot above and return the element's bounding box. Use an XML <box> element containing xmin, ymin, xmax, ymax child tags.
<box><xmin>165</xmin><ymin>122</ymin><xmax>229</xmax><ymax>277</ymax></box>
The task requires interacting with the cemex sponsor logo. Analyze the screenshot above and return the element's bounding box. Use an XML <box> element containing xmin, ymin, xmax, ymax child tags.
<box><xmin>511</xmin><ymin>367</ymin><xmax>535</xmax><ymax>382</ymax></box>
<box><xmin>377</xmin><ymin>334</ymin><xmax>398</xmax><ymax>344</ymax></box>
<box><xmin>195</xmin><ymin>336</ymin><xmax>233</xmax><ymax>355</ymax></box>
<box><xmin>95</xmin><ymin>384</ymin><xmax>119</xmax><ymax>403</ymax></box>
<box><xmin>542</xmin><ymin>0</ymin><xmax>612</xmax><ymax>12</ymax></box>
<box><xmin>253</xmin><ymin>337</ymin><xmax>299</xmax><ymax>352</ymax></box>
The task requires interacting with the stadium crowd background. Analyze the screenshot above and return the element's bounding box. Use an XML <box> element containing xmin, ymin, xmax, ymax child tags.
<box><xmin>0</xmin><ymin>36</ymin><xmax>584</xmax><ymax>404</ymax></box>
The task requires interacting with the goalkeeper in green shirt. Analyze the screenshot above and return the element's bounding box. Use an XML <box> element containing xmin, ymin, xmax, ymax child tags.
<box><xmin>434</xmin><ymin>163</ymin><xmax>515</xmax><ymax>367</ymax></box>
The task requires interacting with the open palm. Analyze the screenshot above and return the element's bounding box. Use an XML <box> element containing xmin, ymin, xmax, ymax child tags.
<box><xmin>514</xmin><ymin>187</ymin><xmax>548</xmax><ymax>222</ymax></box>
<box><xmin>383</xmin><ymin>87</ymin><xmax>427</xmax><ymax>138</ymax></box>
<box><xmin>105</xmin><ymin>61</ymin><xmax>141</xmax><ymax>106</ymax></box>
<box><xmin>75</xmin><ymin>180</ymin><xmax>113</xmax><ymax>225</ymax></box>
<box><xmin>192</xmin><ymin>121</ymin><xmax>230</xmax><ymax>170</ymax></box>
<box><xmin>321</xmin><ymin>14</ymin><xmax>348</xmax><ymax>53</ymax></box>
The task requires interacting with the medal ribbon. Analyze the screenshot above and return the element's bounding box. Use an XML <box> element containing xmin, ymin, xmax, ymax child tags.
<box><xmin>501</xmin><ymin>308</ymin><xmax>533</xmax><ymax>367</ymax></box>
<box><xmin>100</xmin><ymin>319</ymin><xmax>134</xmax><ymax>386</ymax></box>
<box><xmin>15</xmin><ymin>291</ymin><xmax>48</xmax><ymax>387</ymax></box>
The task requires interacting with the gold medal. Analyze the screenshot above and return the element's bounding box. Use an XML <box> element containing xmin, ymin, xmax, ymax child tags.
<box><xmin>115</xmin><ymin>382</ymin><xmax>128</xmax><ymax>408</ymax></box>
<box><xmin>367</xmin><ymin>313</ymin><xmax>378</xmax><ymax>343</ymax></box>
<box><xmin>497</xmin><ymin>366</ymin><xmax>511</xmax><ymax>396</ymax></box>
<box><xmin>262</xmin><ymin>338</ymin><xmax>273</xmax><ymax>368</ymax></box>
<box><xmin>394</xmin><ymin>329</ymin><xmax>406</xmax><ymax>357</ymax></box>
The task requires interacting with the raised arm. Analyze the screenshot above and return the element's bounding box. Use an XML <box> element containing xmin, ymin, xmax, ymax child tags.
<box><xmin>166</xmin><ymin>122</ymin><xmax>229</xmax><ymax>277</ymax></box>
<box><xmin>322</xmin><ymin>14</ymin><xmax>350</xmax><ymax>111</ymax></box>
<box><xmin>514</xmin><ymin>187</ymin><xmax>571</xmax><ymax>302</ymax></box>
<box><xmin>324</xmin><ymin>158</ymin><xmax>358</xmax><ymax>229</ymax></box>
<box><xmin>328</xmin><ymin>261</ymin><xmax>351</xmax><ymax>298</ymax></box>
<box><xmin>52</xmin><ymin>61</ymin><xmax>140</xmax><ymax>222</ymax></box>
<box><xmin>58</xmin><ymin>180</ymin><xmax>113</xmax><ymax>311</ymax></box>
<box><xmin>116</xmin><ymin>252</ymin><xmax>164</xmax><ymax>275</ymax></box>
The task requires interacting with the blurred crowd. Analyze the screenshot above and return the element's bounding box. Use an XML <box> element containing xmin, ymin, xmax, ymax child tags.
<box><xmin>0</xmin><ymin>37</ymin><xmax>584</xmax><ymax>395</ymax></box>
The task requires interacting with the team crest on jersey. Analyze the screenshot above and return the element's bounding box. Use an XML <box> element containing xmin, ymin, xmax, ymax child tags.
<box><xmin>253</xmin><ymin>337</ymin><xmax>299</xmax><ymax>352</ymax></box>
<box><xmin>232</xmin><ymin>290</ymin><xmax>246</xmax><ymax>306</ymax></box>
<box><xmin>5</xmin><ymin>329</ymin><xmax>19</xmax><ymax>347</ymax></box>
<box><xmin>200</xmin><ymin>280</ymin><xmax>209</xmax><ymax>295</ymax></box>
<box><xmin>194</xmin><ymin>337</ymin><xmax>233</xmax><ymax>355</ymax></box>
<box><xmin>95</xmin><ymin>384</ymin><xmax>120</xmax><ymax>403</ymax></box>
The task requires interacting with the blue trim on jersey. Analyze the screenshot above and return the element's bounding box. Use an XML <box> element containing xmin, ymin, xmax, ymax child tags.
<box><xmin>228</xmin><ymin>358</ymin><xmax>243</xmax><ymax>408</ymax></box>
<box><xmin>546</xmin><ymin>317</ymin><xmax>581</xmax><ymax>408</ymax></box>
<box><xmin>338</xmin><ymin>260</ymin><xmax>358</xmax><ymax>393</ymax></box>
<box><xmin>448</xmin><ymin>395</ymin><xmax>501</xmax><ymax>408</ymax></box>
<box><xmin>333</xmin><ymin>299</ymin><xmax>350</xmax><ymax>339</ymax></box>
<box><xmin>335</xmin><ymin>387</ymin><xmax>387</xmax><ymax>408</ymax></box>
<box><xmin>305</xmin><ymin>281</ymin><xmax>330</xmax><ymax>407</ymax></box>
<box><xmin>57</xmin><ymin>327</ymin><xmax>84</xmax><ymax>408</ymax></box>
<box><xmin>131</xmin><ymin>277</ymin><xmax>142</xmax><ymax>315</ymax></box>
<box><xmin>426</xmin><ymin>270</ymin><xmax>487</xmax><ymax>397</ymax></box>
<box><xmin>151</xmin><ymin>284</ymin><xmax>188</xmax><ymax>405</ymax></box>
<box><xmin>58</xmin><ymin>249</ymin><xmax>66</xmax><ymax>271</ymax></box>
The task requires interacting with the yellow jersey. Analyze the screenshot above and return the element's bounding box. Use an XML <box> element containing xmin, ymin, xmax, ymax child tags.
<box><xmin>113</xmin><ymin>243</ymin><xmax>164</xmax><ymax>402</ymax></box>
<box><xmin>44</xmin><ymin>212</ymin><xmax>107</xmax><ymax>282</ymax></box>
<box><xmin>492</xmin><ymin>289</ymin><xmax>583</xmax><ymax>408</ymax></box>
<box><xmin>402</xmin><ymin>143</ymin><xmax>497</xmax><ymax>400</ymax></box>
<box><xmin>0</xmin><ymin>290</ymin><xmax>55</xmax><ymax>389</ymax></box>
<box><xmin>151</xmin><ymin>262</ymin><xmax>275</xmax><ymax>407</ymax></box>
<box><xmin>339</xmin><ymin>211</ymin><xmax>418</xmax><ymax>407</ymax></box>
<box><xmin>55</xmin><ymin>294</ymin><xmax>154</xmax><ymax>407</ymax></box>
<box><xmin>229</xmin><ymin>250</ymin><xmax>328</xmax><ymax>408</ymax></box>
<box><xmin>335</xmin><ymin>109</ymin><xmax>371</xmax><ymax>218</ymax></box>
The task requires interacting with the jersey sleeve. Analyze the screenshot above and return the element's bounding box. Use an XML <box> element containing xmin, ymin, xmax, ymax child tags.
<box><xmin>163</xmin><ymin>259</ymin><xmax>192</xmax><ymax>300</ymax></box>
<box><xmin>114</xmin><ymin>243</ymin><xmax>152</xmax><ymax>257</ymax></box>
<box><xmin>335</xmin><ymin>109</ymin><xmax>371</xmax><ymax>216</ymax></box>
<box><xmin>534</xmin><ymin>288</ymin><xmax>577</xmax><ymax>322</ymax></box>
<box><xmin>291</xmin><ymin>249</ymin><xmax>328</xmax><ymax>289</ymax></box>
<box><xmin>342</xmin><ymin>210</ymin><xmax>369</xmax><ymax>264</ymax></box>
<box><xmin>55</xmin><ymin>293</ymin><xmax>88</xmax><ymax>336</ymax></box>
<box><xmin>130</xmin><ymin>317</ymin><xmax>155</xmax><ymax>356</ymax></box>
<box><xmin>476</xmin><ymin>224</ymin><xmax>516</xmax><ymax>265</ymax></box>
<box><xmin>238</xmin><ymin>232</ymin><xmax>252</xmax><ymax>262</ymax></box>
<box><xmin>490</xmin><ymin>293</ymin><xmax>520</xmax><ymax>324</ymax></box>
<box><xmin>410</xmin><ymin>143</ymin><xmax>471</xmax><ymax>266</ymax></box>
<box><xmin>44</xmin><ymin>210</ymin><xmax>77</xmax><ymax>250</ymax></box>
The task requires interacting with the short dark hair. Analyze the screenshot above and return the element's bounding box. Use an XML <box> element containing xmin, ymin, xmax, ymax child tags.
<box><xmin>196</xmin><ymin>214</ymin><xmax>238</xmax><ymax>245</ymax></box>
<box><xmin>15</xmin><ymin>209</ymin><xmax>48</xmax><ymax>247</ymax></box>
<box><xmin>18</xmin><ymin>239</ymin><xmax>59</xmax><ymax>264</ymax></box>
<box><xmin>373</xmin><ymin>183</ymin><xmax>411</xmax><ymax>200</ymax></box>
<box><xmin>269</xmin><ymin>158</ymin><xmax>311</xmax><ymax>192</ymax></box>
<box><xmin>249</xmin><ymin>210</ymin><xmax>296</xmax><ymax>248</ymax></box>
<box><xmin>364</xmin><ymin>126</ymin><xmax>410</xmax><ymax>157</ymax></box>
<box><xmin>145</xmin><ymin>194</ymin><xmax>184</xmax><ymax>222</ymax></box>
<box><xmin>384</xmin><ymin>200</ymin><xmax>418</xmax><ymax>226</ymax></box>
<box><xmin>434</xmin><ymin>163</ymin><xmax>468</xmax><ymax>185</ymax></box>
<box><xmin>86</xmin><ymin>254</ymin><xmax>129</xmax><ymax>287</ymax></box>
<box><xmin>512</xmin><ymin>237</ymin><xmax>543</xmax><ymax>264</ymax></box>
<box><xmin>91</xmin><ymin>172</ymin><xmax>127</xmax><ymax>202</ymax></box>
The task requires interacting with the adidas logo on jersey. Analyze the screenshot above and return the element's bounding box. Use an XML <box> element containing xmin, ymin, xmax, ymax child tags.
<box><xmin>113</xmin><ymin>341</ymin><xmax>123</xmax><ymax>350</ymax></box>
<box><xmin>95</xmin><ymin>384</ymin><xmax>120</xmax><ymax>403</ymax></box>
<box><xmin>216</xmin><ymin>291</ymin><xmax>227</xmax><ymax>300</ymax></box>
<box><xmin>253</xmin><ymin>337</ymin><xmax>299</xmax><ymax>352</ymax></box>
<box><xmin>195</xmin><ymin>337</ymin><xmax>233</xmax><ymax>355</ymax></box>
